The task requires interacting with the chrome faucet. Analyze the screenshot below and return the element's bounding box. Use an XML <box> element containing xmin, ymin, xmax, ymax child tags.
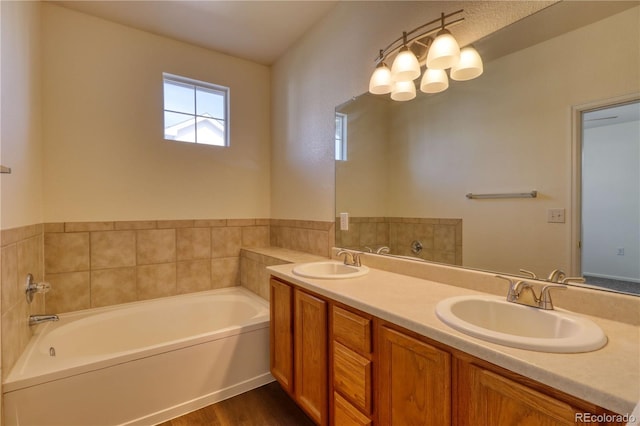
<box><xmin>375</xmin><ymin>246</ymin><xmax>390</xmax><ymax>254</ymax></box>
<box><xmin>547</xmin><ymin>269</ymin><xmax>566</xmax><ymax>283</ymax></box>
<box><xmin>336</xmin><ymin>249</ymin><xmax>362</xmax><ymax>267</ymax></box>
<box><xmin>29</xmin><ymin>314</ymin><xmax>59</xmax><ymax>326</ymax></box>
<box><xmin>497</xmin><ymin>275</ymin><xmax>567</xmax><ymax>310</ymax></box>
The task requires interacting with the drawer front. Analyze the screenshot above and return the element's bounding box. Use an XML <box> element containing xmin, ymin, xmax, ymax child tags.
<box><xmin>333</xmin><ymin>341</ymin><xmax>372</xmax><ymax>414</ymax></box>
<box><xmin>333</xmin><ymin>306</ymin><xmax>372</xmax><ymax>354</ymax></box>
<box><xmin>334</xmin><ymin>392</ymin><xmax>372</xmax><ymax>426</ymax></box>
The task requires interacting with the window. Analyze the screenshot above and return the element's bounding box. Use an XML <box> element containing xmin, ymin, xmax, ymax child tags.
<box><xmin>335</xmin><ymin>112</ymin><xmax>347</xmax><ymax>161</ymax></box>
<box><xmin>163</xmin><ymin>73</ymin><xmax>229</xmax><ymax>146</ymax></box>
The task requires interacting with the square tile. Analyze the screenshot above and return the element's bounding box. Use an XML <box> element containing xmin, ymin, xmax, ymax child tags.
<box><xmin>177</xmin><ymin>260</ymin><xmax>211</xmax><ymax>294</ymax></box>
<box><xmin>44</xmin><ymin>232</ymin><xmax>90</xmax><ymax>274</ymax></box>
<box><xmin>91</xmin><ymin>231</ymin><xmax>136</xmax><ymax>269</ymax></box>
<box><xmin>241</xmin><ymin>226</ymin><xmax>269</xmax><ymax>248</ymax></box>
<box><xmin>45</xmin><ymin>271</ymin><xmax>91</xmax><ymax>313</ymax></box>
<box><xmin>137</xmin><ymin>229</ymin><xmax>176</xmax><ymax>265</ymax></box>
<box><xmin>137</xmin><ymin>263</ymin><xmax>176</xmax><ymax>300</ymax></box>
<box><xmin>211</xmin><ymin>227</ymin><xmax>241</xmax><ymax>258</ymax></box>
<box><xmin>91</xmin><ymin>267</ymin><xmax>137</xmax><ymax>308</ymax></box>
<box><xmin>211</xmin><ymin>257</ymin><xmax>239</xmax><ymax>288</ymax></box>
<box><xmin>177</xmin><ymin>228</ymin><xmax>211</xmax><ymax>260</ymax></box>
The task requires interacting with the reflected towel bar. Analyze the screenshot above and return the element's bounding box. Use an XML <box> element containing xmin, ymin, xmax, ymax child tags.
<box><xmin>0</xmin><ymin>165</ymin><xmax>11</xmax><ymax>174</ymax></box>
<box><xmin>466</xmin><ymin>190</ymin><xmax>537</xmax><ymax>199</ymax></box>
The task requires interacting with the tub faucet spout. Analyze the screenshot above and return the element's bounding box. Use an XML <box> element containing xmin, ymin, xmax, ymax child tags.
<box><xmin>29</xmin><ymin>314</ymin><xmax>59</xmax><ymax>326</ymax></box>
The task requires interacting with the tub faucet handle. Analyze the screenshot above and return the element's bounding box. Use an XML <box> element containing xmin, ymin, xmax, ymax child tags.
<box><xmin>25</xmin><ymin>274</ymin><xmax>51</xmax><ymax>304</ymax></box>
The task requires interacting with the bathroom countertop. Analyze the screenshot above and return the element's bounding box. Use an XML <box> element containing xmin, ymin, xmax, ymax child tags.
<box><xmin>268</xmin><ymin>263</ymin><xmax>640</xmax><ymax>416</ymax></box>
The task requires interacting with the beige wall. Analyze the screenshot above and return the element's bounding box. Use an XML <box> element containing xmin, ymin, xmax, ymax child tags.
<box><xmin>335</xmin><ymin>97</ymin><xmax>389</xmax><ymax>217</ymax></box>
<box><xmin>41</xmin><ymin>4</ymin><xmax>271</xmax><ymax>222</ymax></box>
<box><xmin>387</xmin><ymin>8</ymin><xmax>640</xmax><ymax>275</ymax></box>
<box><xmin>0</xmin><ymin>0</ymin><xmax>44</xmax><ymax>230</ymax></box>
<box><xmin>275</xmin><ymin>3</ymin><xmax>639</xmax><ymax>276</ymax></box>
<box><xmin>270</xmin><ymin>1</ymin><xmax>551</xmax><ymax>221</ymax></box>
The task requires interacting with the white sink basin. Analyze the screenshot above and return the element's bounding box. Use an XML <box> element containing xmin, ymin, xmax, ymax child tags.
<box><xmin>292</xmin><ymin>261</ymin><xmax>369</xmax><ymax>280</ymax></box>
<box><xmin>435</xmin><ymin>295</ymin><xmax>607</xmax><ymax>353</ymax></box>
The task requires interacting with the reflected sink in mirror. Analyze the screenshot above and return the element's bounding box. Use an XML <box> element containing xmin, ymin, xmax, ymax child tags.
<box><xmin>292</xmin><ymin>261</ymin><xmax>370</xmax><ymax>280</ymax></box>
<box><xmin>435</xmin><ymin>295</ymin><xmax>607</xmax><ymax>353</ymax></box>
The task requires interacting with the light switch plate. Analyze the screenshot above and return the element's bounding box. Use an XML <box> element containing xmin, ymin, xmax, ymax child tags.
<box><xmin>547</xmin><ymin>208</ymin><xmax>565</xmax><ymax>223</ymax></box>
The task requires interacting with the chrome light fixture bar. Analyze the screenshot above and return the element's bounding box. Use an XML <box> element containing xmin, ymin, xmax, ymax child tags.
<box><xmin>369</xmin><ymin>10</ymin><xmax>483</xmax><ymax>100</ymax></box>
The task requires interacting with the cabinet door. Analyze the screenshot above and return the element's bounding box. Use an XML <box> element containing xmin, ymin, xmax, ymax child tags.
<box><xmin>378</xmin><ymin>326</ymin><xmax>451</xmax><ymax>426</ymax></box>
<box><xmin>458</xmin><ymin>362</ymin><xmax>580</xmax><ymax>426</ymax></box>
<box><xmin>295</xmin><ymin>289</ymin><xmax>328</xmax><ymax>425</ymax></box>
<box><xmin>270</xmin><ymin>278</ymin><xmax>293</xmax><ymax>394</ymax></box>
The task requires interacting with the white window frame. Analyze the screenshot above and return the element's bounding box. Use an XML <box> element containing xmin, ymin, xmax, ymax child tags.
<box><xmin>163</xmin><ymin>73</ymin><xmax>230</xmax><ymax>147</ymax></box>
<box><xmin>335</xmin><ymin>112</ymin><xmax>348</xmax><ymax>161</ymax></box>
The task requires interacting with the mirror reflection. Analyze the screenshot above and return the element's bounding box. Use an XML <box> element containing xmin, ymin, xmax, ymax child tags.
<box><xmin>335</xmin><ymin>3</ymin><xmax>640</xmax><ymax>295</ymax></box>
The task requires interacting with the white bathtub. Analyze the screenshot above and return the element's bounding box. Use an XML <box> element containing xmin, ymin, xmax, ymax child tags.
<box><xmin>3</xmin><ymin>287</ymin><xmax>273</xmax><ymax>426</ymax></box>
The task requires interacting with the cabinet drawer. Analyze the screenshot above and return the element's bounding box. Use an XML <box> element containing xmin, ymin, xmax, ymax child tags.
<box><xmin>333</xmin><ymin>341</ymin><xmax>372</xmax><ymax>414</ymax></box>
<box><xmin>334</xmin><ymin>392</ymin><xmax>372</xmax><ymax>426</ymax></box>
<box><xmin>333</xmin><ymin>306</ymin><xmax>371</xmax><ymax>354</ymax></box>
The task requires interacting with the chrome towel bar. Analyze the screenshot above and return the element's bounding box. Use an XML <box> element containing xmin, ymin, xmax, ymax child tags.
<box><xmin>466</xmin><ymin>190</ymin><xmax>537</xmax><ymax>199</ymax></box>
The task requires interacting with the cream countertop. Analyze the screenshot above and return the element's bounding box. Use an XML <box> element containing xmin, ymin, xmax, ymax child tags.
<box><xmin>267</xmin><ymin>263</ymin><xmax>640</xmax><ymax>416</ymax></box>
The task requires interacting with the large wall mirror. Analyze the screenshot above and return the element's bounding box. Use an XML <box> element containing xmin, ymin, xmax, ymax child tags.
<box><xmin>335</xmin><ymin>2</ymin><xmax>640</xmax><ymax>295</ymax></box>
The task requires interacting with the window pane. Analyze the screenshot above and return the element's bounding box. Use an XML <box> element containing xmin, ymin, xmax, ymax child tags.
<box><xmin>164</xmin><ymin>111</ymin><xmax>195</xmax><ymax>142</ymax></box>
<box><xmin>335</xmin><ymin>116</ymin><xmax>342</xmax><ymax>140</ymax></box>
<box><xmin>164</xmin><ymin>80</ymin><xmax>195</xmax><ymax>114</ymax></box>
<box><xmin>196</xmin><ymin>117</ymin><xmax>226</xmax><ymax>146</ymax></box>
<box><xmin>196</xmin><ymin>87</ymin><xmax>226</xmax><ymax>119</ymax></box>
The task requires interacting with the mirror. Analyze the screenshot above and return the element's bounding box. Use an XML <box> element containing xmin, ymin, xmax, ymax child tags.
<box><xmin>335</xmin><ymin>2</ymin><xmax>640</xmax><ymax>295</ymax></box>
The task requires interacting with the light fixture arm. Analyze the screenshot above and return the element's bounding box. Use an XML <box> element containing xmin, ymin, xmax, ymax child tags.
<box><xmin>374</xmin><ymin>9</ymin><xmax>464</xmax><ymax>64</ymax></box>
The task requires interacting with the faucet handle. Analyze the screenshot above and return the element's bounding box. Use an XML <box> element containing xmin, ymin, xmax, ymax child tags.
<box><xmin>519</xmin><ymin>269</ymin><xmax>538</xmax><ymax>279</ymax></box>
<box><xmin>496</xmin><ymin>275</ymin><xmax>519</xmax><ymax>301</ymax></box>
<box><xmin>561</xmin><ymin>277</ymin><xmax>586</xmax><ymax>284</ymax></box>
<box><xmin>547</xmin><ymin>269</ymin><xmax>566</xmax><ymax>282</ymax></box>
<box><xmin>539</xmin><ymin>284</ymin><xmax>567</xmax><ymax>310</ymax></box>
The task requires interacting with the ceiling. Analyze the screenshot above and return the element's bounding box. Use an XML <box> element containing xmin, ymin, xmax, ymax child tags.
<box><xmin>51</xmin><ymin>1</ymin><xmax>636</xmax><ymax>68</ymax></box>
<box><xmin>52</xmin><ymin>0</ymin><xmax>338</xmax><ymax>65</ymax></box>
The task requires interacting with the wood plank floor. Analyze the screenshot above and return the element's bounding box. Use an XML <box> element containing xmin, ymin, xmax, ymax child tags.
<box><xmin>157</xmin><ymin>382</ymin><xmax>315</xmax><ymax>426</ymax></box>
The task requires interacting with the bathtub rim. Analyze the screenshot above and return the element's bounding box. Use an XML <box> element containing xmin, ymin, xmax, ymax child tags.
<box><xmin>3</xmin><ymin>286</ymin><xmax>269</xmax><ymax>393</ymax></box>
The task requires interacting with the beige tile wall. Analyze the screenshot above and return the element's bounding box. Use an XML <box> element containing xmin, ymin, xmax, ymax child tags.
<box><xmin>335</xmin><ymin>217</ymin><xmax>463</xmax><ymax>266</ymax></box>
<box><xmin>43</xmin><ymin>219</ymin><xmax>271</xmax><ymax>314</ymax></box>
<box><xmin>1</xmin><ymin>224</ymin><xmax>45</xmax><ymax>381</ymax></box>
<box><xmin>239</xmin><ymin>247</ymin><xmax>327</xmax><ymax>301</ymax></box>
<box><xmin>270</xmin><ymin>219</ymin><xmax>335</xmax><ymax>257</ymax></box>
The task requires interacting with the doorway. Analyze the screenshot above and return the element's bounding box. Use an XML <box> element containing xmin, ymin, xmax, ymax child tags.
<box><xmin>575</xmin><ymin>98</ymin><xmax>639</xmax><ymax>295</ymax></box>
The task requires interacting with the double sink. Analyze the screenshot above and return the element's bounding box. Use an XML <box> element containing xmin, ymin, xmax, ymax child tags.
<box><xmin>291</xmin><ymin>261</ymin><xmax>607</xmax><ymax>353</ymax></box>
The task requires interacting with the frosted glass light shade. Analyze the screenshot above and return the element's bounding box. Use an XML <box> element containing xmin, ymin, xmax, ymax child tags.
<box><xmin>450</xmin><ymin>46</ymin><xmax>483</xmax><ymax>81</ymax></box>
<box><xmin>426</xmin><ymin>29</ymin><xmax>460</xmax><ymax>70</ymax></box>
<box><xmin>420</xmin><ymin>68</ymin><xmax>449</xmax><ymax>93</ymax></box>
<box><xmin>369</xmin><ymin>63</ymin><xmax>393</xmax><ymax>94</ymax></box>
<box><xmin>391</xmin><ymin>47</ymin><xmax>421</xmax><ymax>82</ymax></box>
<box><xmin>391</xmin><ymin>80</ymin><xmax>416</xmax><ymax>101</ymax></box>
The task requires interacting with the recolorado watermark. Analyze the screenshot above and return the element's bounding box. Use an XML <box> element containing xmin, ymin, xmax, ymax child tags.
<box><xmin>575</xmin><ymin>412</ymin><xmax>637</xmax><ymax>424</ymax></box>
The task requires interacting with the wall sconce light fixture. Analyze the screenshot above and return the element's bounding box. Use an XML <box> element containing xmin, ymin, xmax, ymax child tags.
<box><xmin>369</xmin><ymin>10</ymin><xmax>483</xmax><ymax>100</ymax></box>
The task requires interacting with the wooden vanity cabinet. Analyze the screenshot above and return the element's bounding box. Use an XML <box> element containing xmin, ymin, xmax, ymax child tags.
<box><xmin>270</xmin><ymin>276</ymin><xmax>624</xmax><ymax>426</ymax></box>
<box><xmin>270</xmin><ymin>278</ymin><xmax>328</xmax><ymax>425</ymax></box>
